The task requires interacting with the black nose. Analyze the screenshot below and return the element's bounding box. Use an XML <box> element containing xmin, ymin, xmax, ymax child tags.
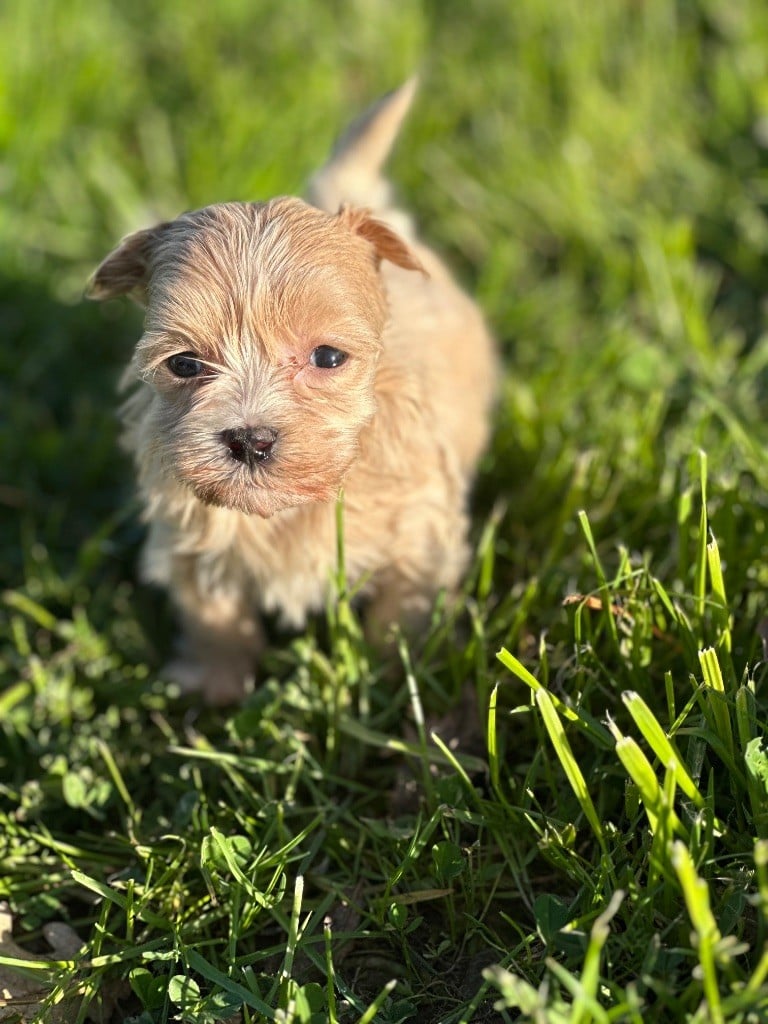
<box><xmin>221</xmin><ymin>426</ymin><xmax>277</xmax><ymax>467</ymax></box>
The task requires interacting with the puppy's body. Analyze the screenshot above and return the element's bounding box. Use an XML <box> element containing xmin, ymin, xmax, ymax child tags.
<box><xmin>91</xmin><ymin>83</ymin><xmax>496</xmax><ymax>702</ymax></box>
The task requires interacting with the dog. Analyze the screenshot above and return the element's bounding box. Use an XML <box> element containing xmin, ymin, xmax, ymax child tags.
<box><xmin>88</xmin><ymin>80</ymin><xmax>497</xmax><ymax>704</ymax></box>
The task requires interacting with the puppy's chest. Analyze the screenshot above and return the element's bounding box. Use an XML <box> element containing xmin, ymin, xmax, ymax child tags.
<box><xmin>234</xmin><ymin>504</ymin><xmax>360</xmax><ymax>627</ymax></box>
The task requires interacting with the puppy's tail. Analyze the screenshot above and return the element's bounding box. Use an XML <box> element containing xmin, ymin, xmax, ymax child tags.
<box><xmin>307</xmin><ymin>77</ymin><xmax>417</xmax><ymax>233</ymax></box>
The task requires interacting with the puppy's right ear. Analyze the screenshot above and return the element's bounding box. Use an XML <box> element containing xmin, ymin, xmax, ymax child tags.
<box><xmin>86</xmin><ymin>222</ymin><xmax>172</xmax><ymax>303</ymax></box>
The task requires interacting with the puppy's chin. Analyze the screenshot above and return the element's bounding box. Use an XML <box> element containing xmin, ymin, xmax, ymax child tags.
<box><xmin>186</xmin><ymin>468</ymin><xmax>346</xmax><ymax>520</ymax></box>
<box><xmin>189</xmin><ymin>476</ymin><xmax>342</xmax><ymax>518</ymax></box>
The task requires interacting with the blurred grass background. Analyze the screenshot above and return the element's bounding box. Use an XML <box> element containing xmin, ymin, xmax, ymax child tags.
<box><xmin>4</xmin><ymin>1</ymin><xmax>768</xmax><ymax>1021</ymax></box>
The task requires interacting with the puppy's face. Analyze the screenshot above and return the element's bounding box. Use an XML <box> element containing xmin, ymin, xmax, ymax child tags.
<box><xmin>90</xmin><ymin>198</ymin><xmax>420</xmax><ymax>517</ymax></box>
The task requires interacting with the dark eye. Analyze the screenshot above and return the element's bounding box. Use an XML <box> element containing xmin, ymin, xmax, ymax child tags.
<box><xmin>167</xmin><ymin>352</ymin><xmax>204</xmax><ymax>378</ymax></box>
<box><xmin>310</xmin><ymin>345</ymin><xmax>348</xmax><ymax>369</ymax></box>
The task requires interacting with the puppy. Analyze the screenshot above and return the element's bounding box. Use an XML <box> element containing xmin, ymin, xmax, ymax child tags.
<box><xmin>88</xmin><ymin>81</ymin><xmax>497</xmax><ymax>704</ymax></box>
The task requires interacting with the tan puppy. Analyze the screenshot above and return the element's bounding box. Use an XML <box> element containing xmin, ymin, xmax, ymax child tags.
<box><xmin>88</xmin><ymin>81</ymin><xmax>496</xmax><ymax>703</ymax></box>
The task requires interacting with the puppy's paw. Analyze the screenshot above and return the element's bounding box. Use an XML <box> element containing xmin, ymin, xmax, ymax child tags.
<box><xmin>162</xmin><ymin>657</ymin><xmax>252</xmax><ymax>706</ymax></box>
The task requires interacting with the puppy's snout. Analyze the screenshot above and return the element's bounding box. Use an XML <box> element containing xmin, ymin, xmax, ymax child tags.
<box><xmin>221</xmin><ymin>426</ymin><xmax>277</xmax><ymax>467</ymax></box>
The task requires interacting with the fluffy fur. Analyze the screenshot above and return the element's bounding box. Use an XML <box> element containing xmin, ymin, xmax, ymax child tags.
<box><xmin>88</xmin><ymin>81</ymin><xmax>497</xmax><ymax>703</ymax></box>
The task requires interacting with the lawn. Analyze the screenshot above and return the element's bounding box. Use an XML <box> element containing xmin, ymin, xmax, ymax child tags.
<box><xmin>3</xmin><ymin>0</ymin><xmax>768</xmax><ymax>1021</ymax></box>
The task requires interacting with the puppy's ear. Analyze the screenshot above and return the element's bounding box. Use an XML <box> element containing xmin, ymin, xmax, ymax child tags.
<box><xmin>338</xmin><ymin>205</ymin><xmax>425</xmax><ymax>274</ymax></box>
<box><xmin>86</xmin><ymin>222</ymin><xmax>172</xmax><ymax>303</ymax></box>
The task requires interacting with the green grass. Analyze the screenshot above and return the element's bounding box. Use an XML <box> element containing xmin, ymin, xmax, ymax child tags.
<box><xmin>3</xmin><ymin>0</ymin><xmax>768</xmax><ymax>1021</ymax></box>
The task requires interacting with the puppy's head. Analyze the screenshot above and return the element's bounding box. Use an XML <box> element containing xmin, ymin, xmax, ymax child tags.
<box><xmin>89</xmin><ymin>197</ymin><xmax>421</xmax><ymax>517</ymax></box>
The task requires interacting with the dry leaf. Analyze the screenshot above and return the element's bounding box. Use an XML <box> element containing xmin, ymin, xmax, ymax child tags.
<box><xmin>0</xmin><ymin>903</ymin><xmax>123</xmax><ymax>1023</ymax></box>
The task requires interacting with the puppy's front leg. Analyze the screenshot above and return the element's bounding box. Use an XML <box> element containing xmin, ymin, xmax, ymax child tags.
<box><xmin>364</xmin><ymin>527</ymin><xmax>469</xmax><ymax>652</ymax></box>
<box><xmin>364</xmin><ymin>575</ymin><xmax>439</xmax><ymax>652</ymax></box>
<box><xmin>163</xmin><ymin>553</ymin><xmax>264</xmax><ymax>706</ymax></box>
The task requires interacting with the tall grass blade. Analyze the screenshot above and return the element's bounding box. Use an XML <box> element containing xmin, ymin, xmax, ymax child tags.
<box><xmin>534</xmin><ymin>690</ymin><xmax>605</xmax><ymax>852</ymax></box>
<box><xmin>622</xmin><ymin>691</ymin><xmax>703</xmax><ymax>807</ymax></box>
<box><xmin>671</xmin><ymin>840</ymin><xmax>723</xmax><ymax>1024</ymax></box>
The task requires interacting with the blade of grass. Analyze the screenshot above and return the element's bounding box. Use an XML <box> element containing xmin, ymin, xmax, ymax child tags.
<box><xmin>497</xmin><ymin>647</ymin><xmax>612</xmax><ymax>749</ymax></box>
<box><xmin>671</xmin><ymin>840</ymin><xmax>723</xmax><ymax>1024</ymax></box>
<box><xmin>534</xmin><ymin>689</ymin><xmax>606</xmax><ymax>854</ymax></box>
<box><xmin>577</xmin><ymin>510</ymin><xmax>619</xmax><ymax>649</ymax></box>
<box><xmin>694</xmin><ymin>450</ymin><xmax>708</xmax><ymax>621</ymax></box>
<box><xmin>621</xmin><ymin>691</ymin><xmax>704</xmax><ymax>807</ymax></box>
<box><xmin>698</xmin><ymin>647</ymin><xmax>736</xmax><ymax>770</ymax></box>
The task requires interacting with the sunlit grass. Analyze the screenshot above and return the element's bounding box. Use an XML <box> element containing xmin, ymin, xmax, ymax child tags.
<box><xmin>3</xmin><ymin>1</ymin><xmax>768</xmax><ymax>1021</ymax></box>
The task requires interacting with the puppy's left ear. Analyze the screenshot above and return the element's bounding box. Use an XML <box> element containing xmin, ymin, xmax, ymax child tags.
<box><xmin>86</xmin><ymin>222</ymin><xmax>172</xmax><ymax>304</ymax></box>
<box><xmin>338</xmin><ymin>205</ymin><xmax>425</xmax><ymax>274</ymax></box>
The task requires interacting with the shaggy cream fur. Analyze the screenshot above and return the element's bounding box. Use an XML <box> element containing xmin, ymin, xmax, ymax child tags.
<box><xmin>89</xmin><ymin>82</ymin><xmax>497</xmax><ymax>703</ymax></box>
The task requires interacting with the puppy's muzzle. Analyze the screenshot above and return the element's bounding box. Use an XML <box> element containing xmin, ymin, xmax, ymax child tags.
<box><xmin>221</xmin><ymin>426</ymin><xmax>277</xmax><ymax>468</ymax></box>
